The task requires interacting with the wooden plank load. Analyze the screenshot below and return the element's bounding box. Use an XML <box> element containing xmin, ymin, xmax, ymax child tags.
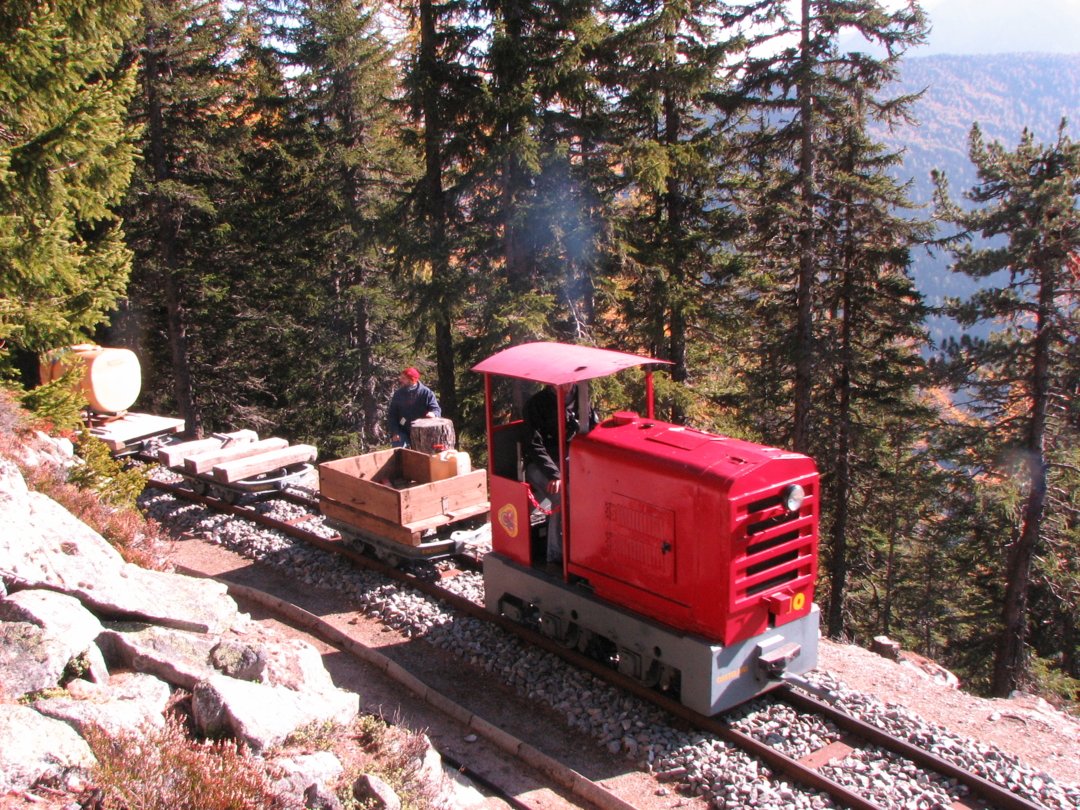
<box><xmin>184</xmin><ymin>437</ymin><xmax>289</xmax><ymax>475</ymax></box>
<box><xmin>319</xmin><ymin>448</ymin><xmax>489</xmax><ymax>547</ymax></box>
<box><xmin>159</xmin><ymin>429</ymin><xmax>316</xmax><ymax>497</ymax></box>
<box><xmin>157</xmin><ymin>430</ymin><xmax>259</xmax><ymax>469</ymax></box>
<box><xmin>212</xmin><ymin>444</ymin><xmax>317</xmax><ymax>484</ymax></box>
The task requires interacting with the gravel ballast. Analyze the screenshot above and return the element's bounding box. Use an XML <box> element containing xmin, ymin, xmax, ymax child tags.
<box><xmin>141</xmin><ymin>478</ymin><xmax>1080</xmax><ymax>810</ymax></box>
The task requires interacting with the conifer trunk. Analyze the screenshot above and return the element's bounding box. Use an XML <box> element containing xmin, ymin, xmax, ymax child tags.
<box><xmin>143</xmin><ymin>16</ymin><xmax>200</xmax><ymax>437</ymax></box>
<box><xmin>419</xmin><ymin>0</ymin><xmax>457</xmax><ymax>422</ymax></box>
<box><xmin>992</xmin><ymin>277</ymin><xmax>1054</xmax><ymax>695</ymax></box>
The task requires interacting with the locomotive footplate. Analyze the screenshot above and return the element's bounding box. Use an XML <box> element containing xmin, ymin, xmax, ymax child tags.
<box><xmin>484</xmin><ymin>552</ymin><xmax>820</xmax><ymax>715</ymax></box>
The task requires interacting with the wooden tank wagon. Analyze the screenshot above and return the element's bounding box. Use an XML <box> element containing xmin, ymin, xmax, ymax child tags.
<box><xmin>39</xmin><ymin>344</ymin><xmax>184</xmax><ymax>456</ymax></box>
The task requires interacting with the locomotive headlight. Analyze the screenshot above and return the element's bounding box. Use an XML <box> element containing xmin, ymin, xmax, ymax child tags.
<box><xmin>781</xmin><ymin>484</ymin><xmax>805</xmax><ymax>513</ymax></box>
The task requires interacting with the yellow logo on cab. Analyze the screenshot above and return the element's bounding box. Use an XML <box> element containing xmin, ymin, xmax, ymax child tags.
<box><xmin>498</xmin><ymin>503</ymin><xmax>519</xmax><ymax>538</ymax></box>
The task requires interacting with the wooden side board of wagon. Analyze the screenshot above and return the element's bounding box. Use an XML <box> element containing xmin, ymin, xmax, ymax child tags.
<box><xmin>319</xmin><ymin>448</ymin><xmax>489</xmax><ymax>563</ymax></box>
<box><xmin>159</xmin><ymin>430</ymin><xmax>317</xmax><ymax>503</ymax></box>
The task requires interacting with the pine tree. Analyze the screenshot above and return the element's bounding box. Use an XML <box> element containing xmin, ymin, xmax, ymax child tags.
<box><xmin>0</xmin><ymin>0</ymin><xmax>140</xmax><ymax>376</ymax></box>
<box><xmin>468</xmin><ymin>0</ymin><xmax>612</xmax><ymax>353</ymax></box>
<box><xmin>601</xmin><ymin>0</ymin><xmax>744</xmax><ymax>408</ymax></box>
<box><xmin>933</xmin><ymin>121</ymin><xmax>1080</xmax><ymax>696</ymax></box>
<box><xmin>735</xmin><ymin>0</ymin><xmax>927</xmax><ymax>452</ymax></box>
<box><xmin>120</xmin><ymin>0</ymin><xmax>242</xmax><ymax>435</ymax></box>
<box><xmin>811</xmin><ymin>77</ymin><xmax>932</xmax><ymax>638</ymax></box>
<box><xmin>260</xmin><ymin>0</ymin><xmax>418</xmax><ymax>448</ymax></box>
<box><xmin>397</xmin><ymin>0</ymin><xmax>488</xmax><ymax>423</ymax></box>
<box><xmin>733</xmin><ymin>0</ymin><xmax>929</xmax><ymax>638</ymax></box>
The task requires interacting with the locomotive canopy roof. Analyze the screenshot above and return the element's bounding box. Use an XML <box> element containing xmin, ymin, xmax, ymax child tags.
<box><xmin>472</xmin><ymin>341</ymin><xmax>670</xmax><ymax>386</ymax></box>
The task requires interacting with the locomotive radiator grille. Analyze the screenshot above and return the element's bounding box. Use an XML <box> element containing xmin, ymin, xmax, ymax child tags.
<box><xmin>731</xmin><ymin>480</ymin><xmax>817</xmax><ymax>610</ymax></box>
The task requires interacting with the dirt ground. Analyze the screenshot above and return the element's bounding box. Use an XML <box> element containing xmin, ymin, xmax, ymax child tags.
<box><xmin>817</xmin><ymin>639</ymin><xmax>1080</xmax><ymax>788</ymax></box>
<box><xmin>7</xmin><ymin>531</ymin><xmax>1076</xmax><ymax>810</ymax></box>
<box><xmin>171</xmin><ymin>534</ymin><xmax>1079</xmax><ymax>793</ymax></box>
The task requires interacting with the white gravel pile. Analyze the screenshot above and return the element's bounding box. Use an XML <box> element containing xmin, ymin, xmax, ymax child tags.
<box><xmin>139</xmin><ymin>482</ymin><xmax>1080</xmax><ymax>810</ymax></box>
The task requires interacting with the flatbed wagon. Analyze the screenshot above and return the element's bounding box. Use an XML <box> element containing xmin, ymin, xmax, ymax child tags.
<box><xmin>87</xmin><ymin>411</ymin><xmax>186</xmax><ymax>457</ymax></box>
<box><xmin>159</xmin><ymin>431</ymin><xmax>317</xmax><ymax>504</ymax></box>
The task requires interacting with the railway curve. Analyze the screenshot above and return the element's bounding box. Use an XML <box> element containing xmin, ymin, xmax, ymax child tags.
<box><xmin>141</xmin><ymin>474</ymin><xmax>1080</xmax><ymax>810</ymax></box>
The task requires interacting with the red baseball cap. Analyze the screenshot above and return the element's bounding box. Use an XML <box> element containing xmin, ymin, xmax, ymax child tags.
<box><xmin>402</xmin><ymin>367</ymin><xmax>420</xmax><ymax>382</ymax></box>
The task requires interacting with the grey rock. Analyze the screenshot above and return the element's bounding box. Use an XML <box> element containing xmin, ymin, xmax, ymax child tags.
<box><xmin>304</xmin><ymin>782</ymin><xmax>344</xmax><ymax>810</ymax></box>
<box><xmin>82</xmin><ymin>641</ymin><xmax>110</xmax><ymax>684</ymax></box>
<box><xmin>271</xmin><ymin>751</ymin><xmax>344</xmax><ymax>808</ymax></box>
<box><xmin>0</xmin><ymin>589</ymin><xmax>103</xmax><ymax>699</ymax></box>
<box><xmin>0</xmin><ymin>481</ymin><xmax>238</xmax><ymax>634</ymax></box>
<box><xmin>261</xmin><ymin>638</ymin><xmax>338</xmax><ymax>692</ymax></box>
<box><xmin>98</xmin><ymin>623</ymin><xmax>218</xmax><ymax>689</ymax></box>
<box><xmin>211</xmin><ymin>638</ymin><xmax>268</xmax><ymax>682</ymax></box>
<box><xmin>352</xmin><ymin>773</ymin><xmax>401</xmax><ymax>810</ymax></box>
<box><xmin>32</xmin><ymin>671</ymin><xmax>171</xmax><ymax>737</ymax></box>
<box><xmin>0</xmin><ymin>703</ymin><xmax>95</xmax><ymax>795</ymax></box>
<box><xmin>192</xmin><ymin>672</ymin><xmax>357</xmax><ymax>753</ymax></box>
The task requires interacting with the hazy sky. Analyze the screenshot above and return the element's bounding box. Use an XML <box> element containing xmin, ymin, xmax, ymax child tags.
<box><xmin>912</xmin><ymin>0</ymin><xmax>1080</xmax><ymax>55</ymax></box>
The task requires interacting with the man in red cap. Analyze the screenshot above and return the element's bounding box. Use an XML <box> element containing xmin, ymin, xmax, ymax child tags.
<box><xmin>388</xmin><ymin>367</ymin><xmax>441</xmax><ymax>447</ymax></box>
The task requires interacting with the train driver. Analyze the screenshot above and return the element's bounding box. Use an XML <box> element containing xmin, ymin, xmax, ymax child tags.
<box><xmin>522</xmin><ymin>383</ymin><xmax>597</xmax><ymax>564</ymax></box>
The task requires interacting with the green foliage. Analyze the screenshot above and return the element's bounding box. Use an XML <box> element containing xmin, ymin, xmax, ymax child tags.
<box><xmin>17</xmin><ymin>687</ymin><xmax>69</xmax><ymax>704</ymax></box>
<box><xmin>933</xmin><ymin>120</ymin><xmax>1080</xmax><ymax>695</ymax></box>
<box><xmin>281</xmin><ymin>720</ymin><xmax>342</xmax><ymax>752</ymax></box>
<box><xmin>342</xmin><ymin>715</ymin><xmax>434</xmax><ymax>810</ymax></box>
<box><xmin>1028</xmin><ymin>655</ymin><xmax>1080</xmax><ymax>710</ymax></box>
<box><xmin>14</xmin><ymin>375</ymin><xmax>87</xmax><ymax>434</ymax></box>
<box><xmin>61</xmin><ymin>651</ymin><xmax>93</xmax><ymax>685</ymax></box>
<box><xmin>0</xmin><ymin>0</ymin><xmax>140</xmax><ymax>376</ymax></box>
<box><xmin>67</xmin><ymin>430</ymin><xmax>147</xmax><ymax>510</ymax></box>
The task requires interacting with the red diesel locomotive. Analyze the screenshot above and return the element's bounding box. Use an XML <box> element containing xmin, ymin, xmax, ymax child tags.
<box><xmin>473</xmin><ymin>342</ymin><xmax>820</xmax><ymax>715</ymax></box>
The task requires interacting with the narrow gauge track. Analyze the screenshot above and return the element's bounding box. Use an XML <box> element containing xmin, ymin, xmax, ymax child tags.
<box><xmin>145</xmin><ymin>478</ymin><xmax>1050</xmax><ymax>810</ymax></box>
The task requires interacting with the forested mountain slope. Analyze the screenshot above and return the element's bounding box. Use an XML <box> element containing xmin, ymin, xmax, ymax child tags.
<box><xmin>875</xmin><ymin>52</ymin><xmax>1080</xmax><ymax>332</ymax></box>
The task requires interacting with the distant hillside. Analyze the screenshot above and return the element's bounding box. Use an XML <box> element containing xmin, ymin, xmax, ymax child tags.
<box><xmin>872</xmin><ymin>53</ymin><xmax>1080</xmax><ymax>343</ymax></box>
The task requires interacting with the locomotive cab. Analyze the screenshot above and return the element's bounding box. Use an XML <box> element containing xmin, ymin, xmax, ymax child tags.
<box><xmin>474</xmin><ymin>342</ymin><xmax>665</xmax><ymax>572</ymax></box>
<box><xmin>473</xmin><ymin>342</ymin><xmax>821</xmax><ymax>715</ymax></box>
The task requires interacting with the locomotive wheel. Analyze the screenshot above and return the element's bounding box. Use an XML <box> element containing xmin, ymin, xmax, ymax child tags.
<box><xmin>639</xmin><ymin>659</ymin><xmax>662</xmax><ymax>688</ymax></box>
<box><xmin>559</xmin><ymin>623</ymin><xmax>581</xmax><ymax>649</ymax></box>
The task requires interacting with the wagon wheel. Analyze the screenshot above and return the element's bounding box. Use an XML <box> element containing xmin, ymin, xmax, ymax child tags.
<box><xmin>373</xmin><ymin>546</ymin><xmax>401</xmax><ymax>568</ymax></box>
<box><xmin>218</xmin><ymin>487</ymin><xmax>240</xmax><ymax>505</ymax></box>
<box><xmin>190</xmin><ymin>478</ymin><xmax>209</xmax><ymax>496</ymax></box>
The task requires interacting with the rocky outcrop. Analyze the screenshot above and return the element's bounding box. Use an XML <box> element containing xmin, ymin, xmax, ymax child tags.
<box><xmin>0</xmin><ymin>465</ymin><xmax>238</xmax><ymax>634</ymax></box>
<box><xmin>0</xmin><ymin>589</ymin><xmax>104</xmax><ymax>697</ymax></box>
<box><xmin>0</xmin><ymin>703</ymin><xmax>94</xmax><ymax>795</ymax></box>
<box><xmin>192</xmin><ymin>672</ymin><xmax>359</xmax><ymax>753</ymax></box>
<box><xmin>0</xmin><ymin>457</ymin><xmax>359</xmax><ymax>801</ymax></box>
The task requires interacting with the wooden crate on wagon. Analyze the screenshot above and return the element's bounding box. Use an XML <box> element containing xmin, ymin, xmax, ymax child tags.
<box><xmin>318</xmin><ymin>448</ymin><xmax>488</xmax><ymax>547</ymax></box>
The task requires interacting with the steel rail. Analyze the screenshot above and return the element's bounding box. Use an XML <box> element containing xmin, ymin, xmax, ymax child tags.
<box><xmin>146</xmin><ymin>478</ymin><xmax>1040</xmax><ymax>810</ymax></box>
<box><xmin>777</xmin><ymin>687</ymin><xmax>1047</xmax><ymax>810</ymax></box>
